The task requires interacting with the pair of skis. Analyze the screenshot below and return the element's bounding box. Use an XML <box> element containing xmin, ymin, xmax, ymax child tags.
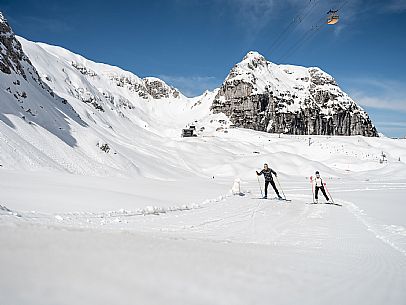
<box><xmin>256</xmin><ymin>175</ymin><xmax>291</xmax><ymax>202</ymax></box>
<box><xmin>254</xmin><ymin>197</ymin><xmax>292</xmax><ymax>202</ymax></box>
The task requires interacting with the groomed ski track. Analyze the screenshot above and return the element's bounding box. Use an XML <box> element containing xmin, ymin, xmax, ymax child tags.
<box><xmin>1</xmin><ymin>178</ymin><xmax>405</xmax><ymax>305</ymax></box>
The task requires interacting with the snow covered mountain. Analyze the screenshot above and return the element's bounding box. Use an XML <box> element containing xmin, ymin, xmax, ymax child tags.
<box><xmin>0</xmin><ymin>12</ymin><xmax>227</xmax><ymax>176</ymax></box>
<box><xmin>212</xmin><ymin>51</ymin><xmax>377</xmax><ymax>136</ymax></box>
<box><xmin>0</xmin><ymin>11</ymin><xmax>391</xmax><ymax>180</ymax></box>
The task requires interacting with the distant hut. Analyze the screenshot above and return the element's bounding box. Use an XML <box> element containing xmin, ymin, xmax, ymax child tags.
<box><xmin>182</xmin><ymin>127</ymin><xmax>197</xmax><ymax>137</ymax></box>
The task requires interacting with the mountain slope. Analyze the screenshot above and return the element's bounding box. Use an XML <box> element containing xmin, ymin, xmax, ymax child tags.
<box><xmin>0</xmin><ymin>12</ymin><xmax>86</xmax><ymax>142</ymax></box>
<box><xmin>211</xmin><ymin>51</ymin><xmax>377</xmax><ymax>136</ymax></box>
<box><xmin>0</xmin><ymin>13</ymin><xmax>91</xmax><ymax>169</ymax></box>
<box><xmin>13</xmin><ymin>36</ymin><xmax>226</xmax><ymax>177</ymax></box>
<box><xmin>0</xmin><ymin>12</ymin><xmax>226</xmax><ymax>176</ymax></box>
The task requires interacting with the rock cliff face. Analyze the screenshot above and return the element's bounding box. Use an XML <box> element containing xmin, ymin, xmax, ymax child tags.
<box><xmin>143</xmin><ymin>77</ymin><xmax>180</xmax><ymax>99</ymax></box>
<box><xmin>211</xmin><ymin>51</ymin><xmax>377</xmax><ymax>136</ymax></box>
<box><xmin>0</xmin><ymin>12</ymin><xmax>42</xmax><ymax>84</ymax></box>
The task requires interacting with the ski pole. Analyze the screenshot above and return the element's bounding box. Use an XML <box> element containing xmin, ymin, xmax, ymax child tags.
<box><xmin>310</xmin><ymin>176</ymin><xmax>315</xmax><ymax>203</ymax></box>
<box><xmin>324</xmin><ymin>182</ymin><xmax>335</xmax><ymax>204</ymax></box>
<box><xmin>256</xmin><ymin>174</ymin><xmax>263</xmax><ymax>197</ymax></box>
<box><xmin>276</xmin><ymin>175</ymin><xmax>287</xmax><ymax>200</ymax></box>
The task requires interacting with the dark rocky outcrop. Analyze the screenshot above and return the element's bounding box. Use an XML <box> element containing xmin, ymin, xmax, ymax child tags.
<box><xmin>0</xmin><ymin>12</ymin><xmax>41</xmax><ymax>83</ymax></box>
<box><xmin>71</xmin><ymin>61</ymin><xmax>97</xmax><ymax>77</ymax></box>
<box><xmin>144</xmin><ymin>78</ymin><xmax>180</xmax><ymax>99</ymax></box>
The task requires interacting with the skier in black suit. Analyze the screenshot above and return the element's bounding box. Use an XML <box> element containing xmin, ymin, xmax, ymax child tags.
<box><xmin>256</xmin><ymin>164</ymin><xmax>282</xmax><ymax>199</ymax></box>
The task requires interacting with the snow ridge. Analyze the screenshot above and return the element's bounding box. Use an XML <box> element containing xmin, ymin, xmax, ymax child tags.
<box><xmin>0</xmin><ymin>12</ymin><xmax>6</xmax><ymax>24</ymax></box>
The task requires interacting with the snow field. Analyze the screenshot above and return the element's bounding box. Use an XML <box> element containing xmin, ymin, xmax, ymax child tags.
<box><xmin>1</xmin><ymin>178</ymin><xmax>405</xmax><ymax>305</ymax></box>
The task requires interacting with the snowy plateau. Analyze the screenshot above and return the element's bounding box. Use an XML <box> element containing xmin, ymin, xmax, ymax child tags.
<box><xmin>0</xmin><ymin>11</ymin><xmax>406</xmax><ymax>305</ymax></box>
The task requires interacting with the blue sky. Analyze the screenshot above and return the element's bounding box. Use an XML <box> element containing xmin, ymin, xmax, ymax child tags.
<box><xmin>1</xmin><ymin>0</ymin><xmax>406</xmax><ymax>137</ymax></box>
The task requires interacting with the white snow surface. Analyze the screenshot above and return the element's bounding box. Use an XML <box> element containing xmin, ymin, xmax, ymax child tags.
<box><xmin>0</xmin><ymin>37</ymin><xmax>406</xmax><ymax>305</ymax></box>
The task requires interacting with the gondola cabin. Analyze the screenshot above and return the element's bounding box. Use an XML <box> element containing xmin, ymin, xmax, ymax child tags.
<box><xmin>327</xmin><ymin>15</ymin><xmax>339</xmax><ymax>24</ymax></box>
<box><xmin>326</xmin><ymin>10</ymin><xmax>339</xmax><ymax>25</ymax></box>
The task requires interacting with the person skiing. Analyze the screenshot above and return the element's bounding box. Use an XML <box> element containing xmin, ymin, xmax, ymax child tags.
<box><xmin>314</xmin><ymin>171</ymin><xmax>329</xmax><ymax>203</ymax></box>
<box><xmin>256</xmin><ymin>164</ymin><xmax>282</xmax><ymax>199</ymax></box>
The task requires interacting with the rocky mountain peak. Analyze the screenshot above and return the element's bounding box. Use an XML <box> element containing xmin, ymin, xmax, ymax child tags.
<box><xmin>143</xmin><ymin>77</ymin><xmax>180</xmax><ymax>99</ymax></box>
<box><xmin>0</xmin><ymin>11</ymin><xmax>40</xmax><ymax>83</ymax></box>
<box><xmin>211</xmin><ymin>52</ymin><xmax>377</xmax><ymax>137</ymax></box>
<box><xmin>0</xmin><ymin>12</ymin><xmax>6</xmax><ymax>24</ymax></box>
<box><xmin>227</xmin><ymin>51</ymin><xmax>270</xmax><ymax>88</ymax></box>
<box><xmin>308</xmin><ymin>67</ymin><xmax>337</xmax><ymax>86</ymax></box>
<box><xmin>242</xmin><ymin>51</ymin><xmax>267</xmax><ymax>66</ymax></box>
